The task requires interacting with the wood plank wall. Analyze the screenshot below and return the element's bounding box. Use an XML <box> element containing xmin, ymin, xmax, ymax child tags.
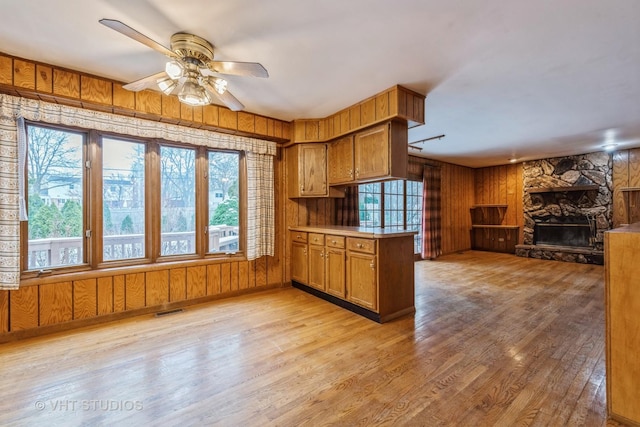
<box><xmin>612</xmin><ymin>148</ymin><xmax>640</xmax><ymax>227</ymax></box>
<box><xmin>0</xmin><ymin>52</ymin><xmax>290</xmax><ymax>142</ymax></box>
<box><xmin>474</xmin><ymin>163</ymin><xmax>525</xmax><ymax>244</ymax></box>
<box><xmin>0</xmin><ymin>154</ymin><xmax>286</xmax><ymax>340</ymax></box>
<box><xmin>408</xmin><ymin>156</ymin><xmax>475</xmax><ymax>255</ymax></box>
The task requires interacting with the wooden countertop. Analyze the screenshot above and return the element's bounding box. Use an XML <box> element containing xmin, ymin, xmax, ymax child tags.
<box><xmin>288</xmin><ymin>225</ymin><xmax>417</xmax><ymax>239</ymax></box>
<box><xmin>606</xmin><ymin>222</ymin><xmax>640</xmax><ymax>234</ymax></box>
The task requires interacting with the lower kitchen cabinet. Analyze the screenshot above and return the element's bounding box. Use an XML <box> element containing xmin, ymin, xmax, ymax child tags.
<box><xmin>289</xmin><ymin>226</ymin><xmax>415</xmax><ymax>323</ymax></box>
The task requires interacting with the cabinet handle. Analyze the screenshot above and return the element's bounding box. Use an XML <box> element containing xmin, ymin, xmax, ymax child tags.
<box><xmin>296</xmin><ymin>234</ymin><xmax>302</xmax><ymax>239</ymax></box>
<box><xmin>355</xmin><ymin>168</ymin><xmax>360</xmax><ymax>178</ymax></box>
<box><xmin>370</xmin><ymin>261</ymin><xmax>375</xmax><ymax>269</ymax></box>
<box><xmin>348</xmin><ymin>169</ymin><xmax>353</xmax><ymax>178</ymax></box>
<box><xmin>320</xmin><ymin>252</ymin><xmax>325</xmax><ymax>258</ymax></box>
<box><xmin>356</xmin><ymin>243</ymin><xmax>363</xmax><ymax>248</ymax></box>
<box><xmin>300</xmin><ymin>184</ymin><xmax>304</xmax><ymax>192</ymax></box>
<box><xmin>303</xmin><ymin>248</ymin><xmax>307</xmax><ymax>254</ymax></box>
<box><xmin>332</xmin><ymin>240</ymin><xmax>337</xmax><ymax>244</ymax></box>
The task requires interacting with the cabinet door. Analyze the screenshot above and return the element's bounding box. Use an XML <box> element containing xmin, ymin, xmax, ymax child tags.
<box><xmin>347</xmin><ymin>252</ymin><xmax>378</xmax><ymax>311</ymax></box>
<box><xmin>354</xmin><ymin>123</ymin><xmax>389</xmax><ymax>181</ymax></box>
<box><xmin>308</xmin><ymin>244</ymin><xmax>326</xmax><ymax>291</ymax></box>
<box><xmin>291</xmin><ymin>241</ymin><xmax>308</xmax><ymax>284</ymax></box>
<box><xmin>299</xmin><ymin>144</ymin><xmax>327</xmax><ymax>196</ymax></box>
<box><xmin>326</xmin><ymin>247</ymin><xmax>346</xmax><ymax>298</ymax></box>
<box><xmin>328</xmin><ymin>135</ymin><xmax>354</xmax><ymax>185</ymax></box>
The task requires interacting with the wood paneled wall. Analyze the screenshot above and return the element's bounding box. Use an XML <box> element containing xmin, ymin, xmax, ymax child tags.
<box><xmin>1</xmin><ymin>152</ymin><xmax>285</xmax><ymax>341</ymax></box>
<box><xmin>612</xmin><ymin>148</ymin><xmax>640</xmax><ymax>227</ymax></box>
<box><xmin>0</xmin><ymin>257</ymin><xmax>285</xmax><ymax>340</ymax></box>
<box><xmin>0</xmin><ymin>52</ymin><xmax>290</xmax><ymax>142</ymax></box>
<box><xmin>474</xmin><ymin>164</ymin><xmax>525</xmax><ymax>244</ymax></box>
<box><xmin>408</xmin><ymin>156</ymin><xmax>475</xmax><ymax>255</ymax></box>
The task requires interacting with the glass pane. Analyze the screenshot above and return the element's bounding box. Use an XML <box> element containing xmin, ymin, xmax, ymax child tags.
<box><xmin>406</xmin><ymin>180</ymin><xmax>424</xmax><ymax>254</ymax></box>
<box><xmin>208</xmin><ymin>151</ymin><xmax>240</xmax><ymax>253</ymax></box>
<box><xmin>27</xmin><ymin>125</ymin><xmax>84</xmax><ymax>269</ymax></box>
<box><xmin>358</xmin><ymin>182</ymin><xmax>381</xmax><ymax>228</ymax></box>
<box><xmin>160</xmin><ymin>146</ymin><xmax>196</xmax><ymax>256</ymax></box>
<box><xmin>102</xmin><ymin>138</ymin><xmax>145</xmax><ymax>261</ymax></box>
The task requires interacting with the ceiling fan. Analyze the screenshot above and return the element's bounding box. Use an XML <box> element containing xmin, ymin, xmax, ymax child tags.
<box><xmin>99</xmin><ymin>19</ymin><xmax>269</xmax><ymax>111</ymax></box>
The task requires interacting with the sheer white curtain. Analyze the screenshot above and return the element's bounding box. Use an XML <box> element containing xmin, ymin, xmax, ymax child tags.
<box><xmin>0</xmin><ymin>94</ymin><xmax>276</xmax><ymax>290</ymax></box>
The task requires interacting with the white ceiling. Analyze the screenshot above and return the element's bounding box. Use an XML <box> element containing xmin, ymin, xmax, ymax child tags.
<box><xmin>0</xmin><ymin>0</ymin><xmax>638</xmax><ymax>167</ymax></box>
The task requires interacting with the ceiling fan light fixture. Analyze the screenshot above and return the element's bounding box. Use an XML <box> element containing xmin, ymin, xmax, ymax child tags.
<box><xmin>178</xmin><ymin>78</ymin><xmax>209</xmax><ymax>106</ymax></box>
<box><xmin>165</xmin><ymin>60</ymin><xmax>184</xmax><ymax>79</ymax></box>
<box><xmin>213</xmin><ymin>78</ymin><xmax>227</xmax><ymax>94</ymax></box>
<box><xmin>157</xmin><ymin>76</ymin><xmax>177</xmax><ymax>95</ymax></box>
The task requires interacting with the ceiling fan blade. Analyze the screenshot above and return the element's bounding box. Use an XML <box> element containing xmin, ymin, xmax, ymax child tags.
<box><xmin>217</xmin><ymin>89</ymin><xmax>245</xmax><ymax>111</ymax></box>
<box><xmin>122</xmin><ymin>71</ymin><xmax>168</xmax><ymax>92</ymax></box>
<box><xmin>203</xmin><ymin>61</ymin><xmax>269</xmax><ymax>78</ymax></box>
<box><xmin>99</xmin><ymin>18</ymin><xmax>176</xmax><ymax>58</ymax></box>
<box><xmin>201</xmin><ymin>80</ymin><xmax>245</xmax><ymax>111</ymax></box>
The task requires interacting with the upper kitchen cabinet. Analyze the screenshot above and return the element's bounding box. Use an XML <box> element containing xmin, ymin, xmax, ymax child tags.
<box><xmin>328</xmin><ymin>120</ymin><xmax>408</xmax><ymax>185</ymax></box>
<box><xmin>286</xmin><ymin>143</ymin><xmax>345</xmax><ymax>198</ymax></box>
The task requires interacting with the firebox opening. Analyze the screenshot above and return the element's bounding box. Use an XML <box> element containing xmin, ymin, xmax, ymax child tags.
<box><xmin>534</xmin><ymin>223</ymin><xmax>592</xmax><ymax>247</ymax></box>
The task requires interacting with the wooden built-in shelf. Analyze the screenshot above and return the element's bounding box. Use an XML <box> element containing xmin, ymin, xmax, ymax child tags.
<box><xmin>528</xmin><ymin>185</ymin><xmax>599</xmax><ymax>194</ymax></box>
<box><xmin>470</xmin><ymin>204</ymin><xmax>518</xmax><ymax>253</ymax></box>
<box><xmin>470</xmin><ymin>204</ymin><xmax>507</xmax><ymax>225</ymax></box>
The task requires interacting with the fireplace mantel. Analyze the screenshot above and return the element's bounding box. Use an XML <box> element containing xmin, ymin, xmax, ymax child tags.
<box><xmin>528</xmin><ymin>184</ymin><xmax>599</xmax><ymax>194</ymax></box>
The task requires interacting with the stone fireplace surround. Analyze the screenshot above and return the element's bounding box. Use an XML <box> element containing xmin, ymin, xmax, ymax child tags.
<box><xmin>515</xmin><ymin>152</ymin><xmax>612</xmax><ymax>264</ymax></box>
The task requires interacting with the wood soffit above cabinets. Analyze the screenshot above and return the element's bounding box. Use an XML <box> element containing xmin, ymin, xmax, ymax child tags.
<box><xmin>0</xmin><ymin>51</ymin><xmax>425</xmax><ymax>146</ymax></box>
<box><xmin>289</xmin><ymin>85</ymin><xmax>425</xmax><ymax>145</ymax></box>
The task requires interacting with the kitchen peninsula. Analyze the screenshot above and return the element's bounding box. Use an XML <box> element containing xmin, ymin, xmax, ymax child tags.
<box><xmin>289</xmin><ymin>225</ymin><xmax>416</xmax><ymax>323</ymax></box>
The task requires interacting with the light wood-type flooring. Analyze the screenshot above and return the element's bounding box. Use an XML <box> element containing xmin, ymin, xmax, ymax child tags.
<box><xmin>0</xmin><ymin>251</ymin><xmax>622</xmax><ymax>426</ymax></box>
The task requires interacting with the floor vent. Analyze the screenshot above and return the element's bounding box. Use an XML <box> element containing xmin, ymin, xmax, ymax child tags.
<box><xmin>154</xmin><ymin>308</ymin><xmax>184</xmax><ymax>317</ymax></box>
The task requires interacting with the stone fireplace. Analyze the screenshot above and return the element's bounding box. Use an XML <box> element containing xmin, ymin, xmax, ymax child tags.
<box><xmin>515</xmin><ymin>152</ymin><xmax>612</xmax><ymax>264</ymax></box>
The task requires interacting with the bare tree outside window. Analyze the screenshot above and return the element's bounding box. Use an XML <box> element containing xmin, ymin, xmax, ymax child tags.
<box><xmin>26</xmin><ymin>125</ymin><xmax>84</xmax><ymax>269</ymax></box>
<box><xmin>102</xmin><ymin>138</ymin><xmax>145</xmax><ymax>261</ymax></box>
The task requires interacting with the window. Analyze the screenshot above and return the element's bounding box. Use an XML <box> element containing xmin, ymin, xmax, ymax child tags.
<box><xmin>358</xmin><ymin>179</ymin><xmax>423</xmax><ymax>254</ymax></box>
<box><xmin>208</xmin><ymin>151</ymin><xmax>240</xmax><ymax>253</ymax></box>
<box><xmin>359</xmin><ymin>183</ymin><xmax>381</xmax><ymax>227</ymax></box>
<box><xmin>26</xmin><ymin>124</ymin><xmax>85</xmax><ymax>269</ymax></box>
<box><xmin>160</xmin><ymin>146</ymin><xmax>196</xmax><ymax>256</ymax></box>
<box><xmin>22</xmin><ymin>121</ymin><xmax>246</xmax><ymax>275</ymax></box>
<box><xmin>102</xmin><ymin>137</ymin><xmax>145</xmax><ymax>261</ymax></box>
<box><xmin>383</xmin><ymin>180</ymin><xmax>404</xmax><ymax>230</ymax></box>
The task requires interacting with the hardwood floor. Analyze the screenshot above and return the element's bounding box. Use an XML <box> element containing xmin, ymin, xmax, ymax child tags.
<box><xmin>0</xmin><ymin>251</ymin><xmax>622</xmax><ymax>426</ymax></box>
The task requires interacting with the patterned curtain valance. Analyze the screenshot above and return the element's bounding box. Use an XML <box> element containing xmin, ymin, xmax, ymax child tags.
<box><xmin>0</xmin><ymin>94</ymin><xmax>277</xmax><ymax>156</ymax></box>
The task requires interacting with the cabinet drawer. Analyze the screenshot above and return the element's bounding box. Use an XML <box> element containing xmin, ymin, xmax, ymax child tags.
<box><xmin>309</xmin><ymin>233</ymin><xmax>325</xmax><ymax>246</ymax></box>
<box><xmin>326</xmin><ymin>235</ymin><xmax>345</xmax><ymax>249</ymax></box>
<box><xmin>347</xmin><ymin>237</ymin><xmax>376</xmax><ymax>254</ymax></box>
<box><xmin>291</xmin><ymin>231</ymin><xmax>308</xmax><ymax>243</ymax></box>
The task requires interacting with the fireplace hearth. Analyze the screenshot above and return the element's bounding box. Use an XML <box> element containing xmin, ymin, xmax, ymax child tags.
<box><xmin>515</xmin><ymin>153</ymin><xmax>612</xmax><ymax>265</ymax></box>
